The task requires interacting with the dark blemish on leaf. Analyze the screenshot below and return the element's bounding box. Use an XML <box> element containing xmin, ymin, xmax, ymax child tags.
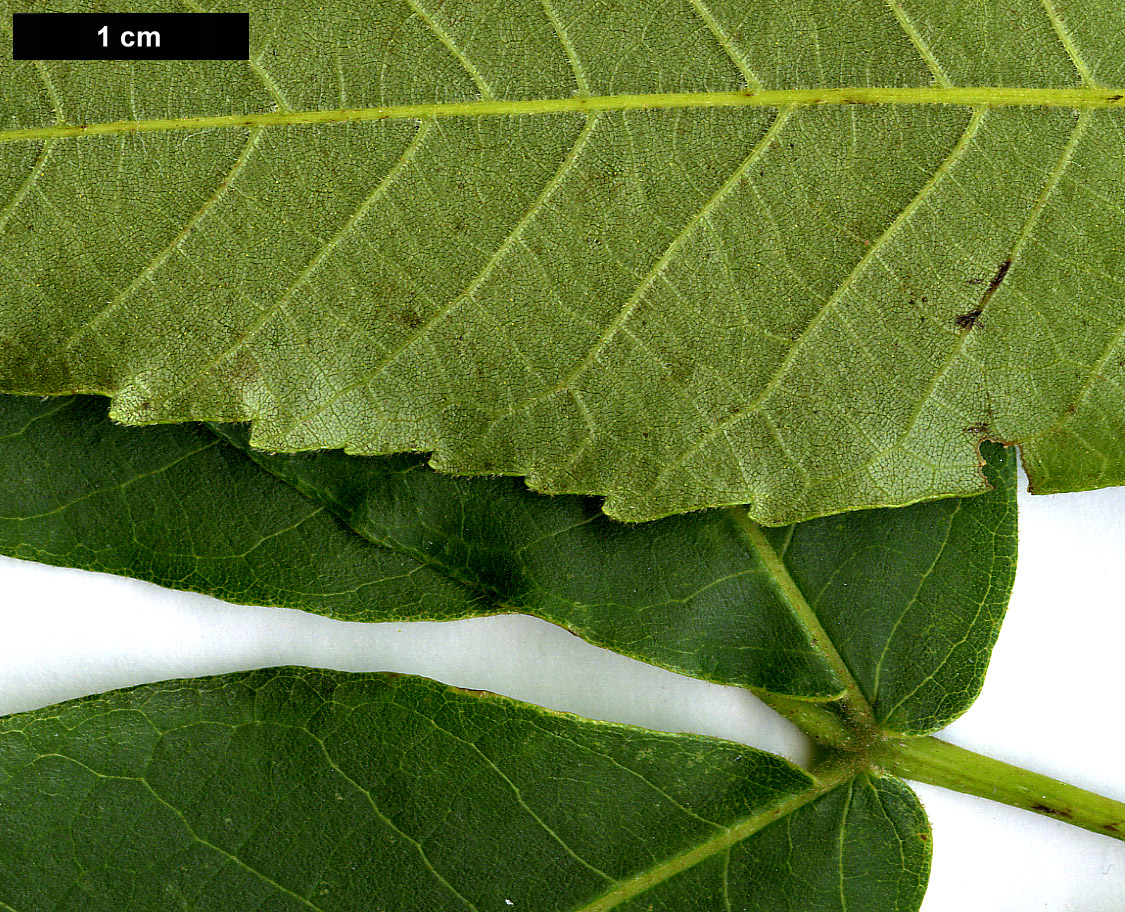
<box><xmin>955</xmin><ymin>309</ymin><xmax>982</xmax><ymax>330</ymax></box>
<box><xmin>986</xmin><ymin>259</ymin><xmax>1012</xmax><ymax>295</ymax></box>
<box><xmin>959</xmin><ymin>264</ymin><xmax>1010</xmax><ymax>325</ymax></box>
<box><xmin>1030</xmin><ymin>803</ymin><xmax>1074</xmax><ymax>818</ymax></box>
<box><xmin>956</xmin><ymin>260</ymin><xmax>1012</xmax><ymax>330</ymax></box>
<box><xmin>967</xmin><ymin>260</ymin><xmax>1011</xmax><ymax>294</ymax></box>
<box><xmin>398</xmin><ymin>309</ymin><xmax>424</xmax><ymax>330</ymax></box>
<box><xmin>965</xmin><ymin>422</ymin><xmax>989</xmax><ymax>436</ymax></box>
<box><xmin>1109</xmin><ymin>94</ymin><xmax>1123</xmax><ymax>102</ymax></box>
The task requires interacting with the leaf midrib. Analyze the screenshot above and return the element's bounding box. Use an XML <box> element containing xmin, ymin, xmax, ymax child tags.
<box><xmin>204</xmin><ymin>423</ymin><xmax>867</xmax><ymax>710</ymax></box>
<box><xmin>575</xmin><ymin>761</ymin><xmax>856</xmax><ymax>912</ymax></box>
<box><xmin>205</xmin><ymin>426</ymin><xmax>514</xmax><ymax>613</ymax></box>
<box><xmin>4</xmin><ymin>85</ymin><xmax>1125</xmax><ymax>145</ymax></box>
<box><xmin>729</xmin><ymin>511</ymin><xmax>873</xmax><ymax>722</ymax></box>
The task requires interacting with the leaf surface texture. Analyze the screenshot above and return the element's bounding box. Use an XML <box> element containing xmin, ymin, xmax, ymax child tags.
<box><xmin>0</xmin><ymin>1</ymin><xmax>1122</xmax><ymax>521</ymax></box>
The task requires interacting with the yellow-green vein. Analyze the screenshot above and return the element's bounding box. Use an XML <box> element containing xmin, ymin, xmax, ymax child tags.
<box><xmin>2</xmin><ymin>86</ymin><xmax>1125</xmax><ymax>145</ymax></box>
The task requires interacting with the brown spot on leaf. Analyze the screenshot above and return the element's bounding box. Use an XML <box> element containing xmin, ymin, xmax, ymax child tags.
<box><xmin>955</xmin><ymin>309</ymin><xmax>982</xmax><ymax>331</ymax></box>
<box><xmin>986</xmin><ymin>259</ymin><xmax>1012</xmax><ymax>294</ymax></box>
<box><xmin>961</xmin><ymin>260</ymin><xmax>1012</xmax><ymax>320</ymax></box>
<box><xmin>1030</xmin><ymin>803</ymin><xmax>1074</xmax><ymax>818</ymax></box>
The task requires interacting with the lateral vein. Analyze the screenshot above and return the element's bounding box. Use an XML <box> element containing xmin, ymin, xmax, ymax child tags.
<box><xmin>884</xmin><ymin>0</ymin><xmax>951</xmax><ymax>87</ymax></box>
<box><xmin>1040</xmin><ymin>0</ymin><xmax>1098</xmax><ymax>86</ymax></box>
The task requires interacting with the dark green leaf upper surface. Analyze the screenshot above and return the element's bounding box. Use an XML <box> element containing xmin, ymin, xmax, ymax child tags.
<box><xmin>0</xmin><ymin>668</ymin><xmax>931</xmax><ymax>911</ymax></box>
<box><xmin>0</xmin><ymin>395</ymin><xmax>1016</xmax><ymax>732</ymax></box>
<box><xmin>1</xmin><ymin>1</ymin><xmax>1123</xmax><ymax>522</ymax></box>
<box><xmin>763</xmin><ymin>449</ymin><xmax>1018</xmax><ymax>734</ymax></box>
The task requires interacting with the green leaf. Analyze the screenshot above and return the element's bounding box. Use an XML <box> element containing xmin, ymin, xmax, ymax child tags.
<box><xmin>0</xmin><ymin>668</ymin><xmax>930</xmax><ymax>911</ymax></box>
<box><xmin>1</xmin><ymin>1</ymin><xmax>1123</xmax><ymax>522</ymax></box>
<box><xmin>0</xmin><ymin>393</ymin><xmax>1046</xmax><ymax>908</ymax></box>
<box><xmin>0</xmin><ymin>394</ymin><xmax>1016</xmax><ymax>734</ymax></box>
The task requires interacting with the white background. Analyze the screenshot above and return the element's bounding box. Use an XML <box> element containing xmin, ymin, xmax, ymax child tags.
<box><xmin>1</xmin><ymin>470</ymin><xmax>1123</xmax><ymax>910</ymax></box>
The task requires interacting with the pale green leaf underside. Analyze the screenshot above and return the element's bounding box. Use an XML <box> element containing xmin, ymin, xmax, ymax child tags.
<box><xmin>1</xmin><ymin>0</ymin><xmax>1123</xmax><ymax>522</ymax></box>
<box><xmin>0</xmin><ymin>669</ymin><xmax>931</xmax><ymax>911</ymax></box>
